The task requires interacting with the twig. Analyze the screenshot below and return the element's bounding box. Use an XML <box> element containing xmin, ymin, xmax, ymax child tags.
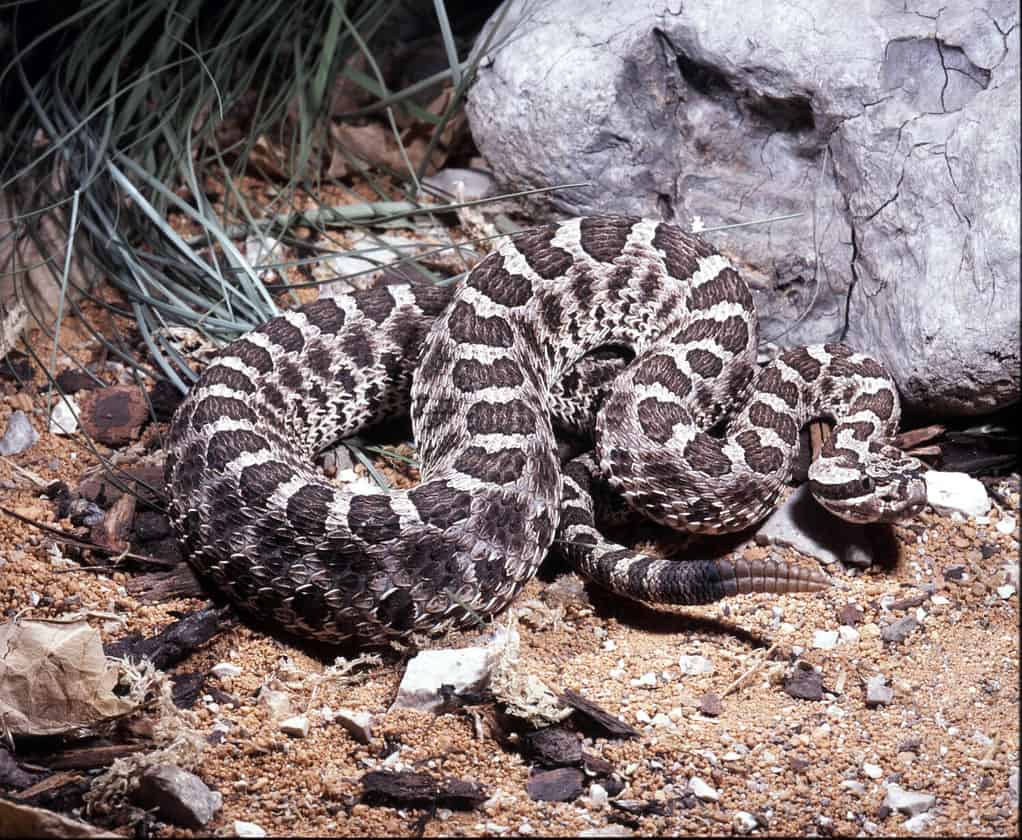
<box><xmin>722</xmin><ymin>642</ymin><xmax>779</xmax><ymax>698</ymax></box>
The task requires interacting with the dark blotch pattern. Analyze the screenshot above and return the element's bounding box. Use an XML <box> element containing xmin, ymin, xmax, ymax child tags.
<box><xmin>286</xmin><ymin>484</ymin><xmax>334</xmax><ymax>538</ymax></box>
<box><xmin>785</xmin><ymin>350</ymin><xmax>822</xmax><ymax>382</ymax></box>
<box><xmin>689</xmin><ymin>267</ymin><xmax>753</xmax><ymax>311</ymax></box>
<box><xmin>468</xmin><ymin>257</ymin><xmax>532</xmax><ymax>307</ymax></box>
<box><xmin>348</xmin><ymin>495</ymin><xmax>401</xmax><ymax>543</ymax></box>
<box><xmin>206</xmin><ymin>430</ymin><xmax>269</xmax><ymax>473</ymax></box>
<box><xmin>447</xmin><ymin>300</ymin><xmax>514</xmax><ymax>347</ymax></box>
<box><xmin>686</xmin><ymin>348</ymin><xmax>724</xmax><ymax>378</ymax></box>
<box><xmin>636</xmin><ymin>398</ymin><xmax>686</xmax><ymax>444</ymax></box>
<box><xmin>748</xmin><ymin>401</ymin><xmax>799</xmax><ymax>445</ymax></box>
<box><xmin>256</xmin><ymin>317</ymin><xmax>305</xmax><ymax>353</ymax></box>
<box><xmin>652</xmin><ymin>223</ymin><xmax>714</xmax><ymax>281</ymax></box>
<box><xmin>353</xmin><ymin>287</ymin><xmax>396</xmax><ymax>323</ymax></box>
<box><xmin>409</xmin><ymin>483</ymin><xmax>472</xmax><ymax>530</ymax></box>
<box><xmin>512</xmin><ymin>225</ymin><xmax>574</xmax><ymax>280</ymax></box>
<box><xmin>683</xmin><ymin>434</ymin><xmax>731</xmax><ymax>477</ymax></box>
<box><xmin>451</xmin><ymin>357</ymin><xmax>525</xmax><ymax>392</ymax></box>
<box><xmin>300</xmin><ymin>298</ymin><xmax>346</xmax><ymax>333</ymax></box>
<box><xmin>466</xmin><ymin>399</ymin><xmax>535</xmax><ymax>435</ymax></box>
<box><xmin>578</xmin><ymin>215</ymin><xmax>637</xmax><ymax>262</ymax></box>
<box><xmin>453</xmin><ymin>445</ymin><xmax>527</xmax><ymax>484</ymax></box>
<box><xmin>634</xmin><ymin>354</ymin><xmax>692</xmax><ymax>397</ymax></box>
<box><xmin>757</xmin><ymin>367</ymin><xmax>800</xmax><ymax>408</ymax></box>
<box><xmin>717</xmin><ymin>315</ymin><xmax>751</xmax><ymax>354</ymax></box>
<box><xmin>239</xmin><ymin>460</ymin><xmax>294</xmax><ymax>506</ymax></box>
<box><xmin>200</xmin><ymin>364</ymin><xmax>256</xmax><ymax>394</ymax></box>
<box><xmin>736</xmin><ymin>430</ymin><xmax>784</xmax><ymax>474</ymax></box>
<box><xmin>228</xmin><ymin>338</ymin><xmax>273</xmax><ymax>374</ymax></box>
<box><xmin>191</xmin><ymin>395</ymin><xmax>258</xmax><ymax>429</ymax></box>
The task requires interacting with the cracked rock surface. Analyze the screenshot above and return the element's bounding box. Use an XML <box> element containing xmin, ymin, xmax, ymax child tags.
<box><xmin>467</xmin><ymin>0</ymin><xmax>1019</xmax><ymax>414</ymax></box>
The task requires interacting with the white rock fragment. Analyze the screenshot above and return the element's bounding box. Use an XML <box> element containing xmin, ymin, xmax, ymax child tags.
<box><xmin>0</xmin><ymin>410</ymin><xmax>39</xmax><ymax>455</ymax></box>
<box><xmin>331</xmin><ymin>707</ymin><xmax>374</xmax><ymax>744</ymax></box>
<box><xmin>688</xmin><ymin>776</ymin><xmax>720</xmax><ymax>801</ymax></box>
<box><xmin>841</xmin><ymin>779</ymin><xmax>866</xmax><ymax>796</ymax></box>
<box><xmin>279</xmin><ymin>714</ymin><xmax>310</xmax><ymax>737</ymax></box>
<box><xmin>865</xmin><ymin>675</ymin><xmax>894</xmax><ymax>707</ymax></box>
<box><xmin>884</xmin><ymin>783</ymin><xmax>936</xmax><ymax>816</ymax></box>
<box><xmin>678</xmin><ymin>655</ymin><xmax>714</xmax><ymax>675</ymax></box>
<box><xmin>257</xmin><ymin>686</ymin><xmax>292</xmax><ymax>720</ymax></box>
<box><xmin>903</xmin><ymin>813</ymin><xmax>933</xmax><ymax>834</ymax></box>
<box><xmin>233</xmin><ymin>821</ymin><xmax>267</xmax><ymax>837</ymax></box>
<box><xmin>210</xmin><ymin>662</ymin><xmax>242</xmax><ymax>678</ymax></box>
<box><xmin>996</xmin><ymin>515</ymin><xmax>1016</xmax><ymax>535</ymax></box>
<box><xmin>630</xmin><ymin>671</ymin><xmax>657</xmax><ymax>688</ymax></box>
<box><xmin>392</xmin><ymin>630</ymin><xmax>506</xmax><ymax>713</ymax></box>
<box><xmin>838</xmin><ymin>625</ymin><xmax>860</xmax><ymax>644</ymax></box>
<box><xmin>650</xmin><ymin>712</ymin><xmax>674</xmax><ymax>729</ymax></box>
<box><xmin>579</xmin><ymin>826</ymin><xmax>634</xmax><ymax>838</ymax></box>
<box><xmin>1009</xmin><ymin>766</ymin><xmax>1018</xmax><ymax>799</ymax></box>
<box><xmin>48</xmin><ymin>396</ymin><xmax>79</xmax><ymax>435</ymax></box>
<box><xmin>587</xmin><ymin>783</ymin><xmax>608</xmax><ymax>808</ymax></box>
<box><xmin>862</xmin><ymin>762</ymin><xmax>883</xmax><ymax>780</ymax></box>
<box><xmin>996</xmin><ymin>584</ymin><xmax>1015</xmax><ymax>599</ymax></box>
<box><xmin>812</xmin><ymin>629</ymin><xmax>839</xmax><ymax>650</ymax></box>
<box><xmin>924</xmin><ymin>471</ymin><xmax>990</xmax><ymax>517</ymax></box>
<box><xmin>732</xmin><ymin>811</ymin><xmax>758</xmax><ymax>834</ymax></box>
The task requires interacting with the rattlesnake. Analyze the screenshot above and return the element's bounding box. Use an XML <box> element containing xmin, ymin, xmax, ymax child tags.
<box><xmin>165</xmin><ymin>216</ymin><xmax>926</xmax><ymax>644</ymax></box>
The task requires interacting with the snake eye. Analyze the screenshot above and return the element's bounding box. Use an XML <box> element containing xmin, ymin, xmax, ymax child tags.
<box><xmin>860</xmin><ymin>476</ymin><xmax>875</xmax><ymax>493</ymax></box>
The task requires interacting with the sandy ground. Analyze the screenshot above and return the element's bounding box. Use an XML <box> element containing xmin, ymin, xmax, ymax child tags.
<box><xmin>0</xmin><ymin>316</ymin><xmax>1019</xmax><ymax>839</ymax></box>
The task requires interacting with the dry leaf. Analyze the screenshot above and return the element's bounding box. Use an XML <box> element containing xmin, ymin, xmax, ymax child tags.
<box><xmin>0</xmin><ymin>619</ymin><xmax>138</xmax><ymax>737</ymax></box>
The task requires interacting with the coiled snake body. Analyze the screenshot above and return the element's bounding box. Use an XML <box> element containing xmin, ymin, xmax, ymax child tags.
<box><xmin>166</xmin><ymin>216</ymin><xmax>926</xmax><ymax>644</ymax></box>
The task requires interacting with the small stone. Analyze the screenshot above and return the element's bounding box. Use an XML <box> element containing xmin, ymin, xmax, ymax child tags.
<box><xmin>392</xmin><ymin>631</ymin><xmax>505</xmax><ymax>713</ymax></box>
<box><xmin>526</xmin><ymin>768</ymin><xmax>585</xmax><ymax>802</ymax></box>
<box><xmin>865</xmin><ymin>675</ymin><xmax>894</xmax><ymax>707</ymax></box>
<box><xmin>49</xmin><ymin>396</ymin><xmax>79</xmax><ymax>435</ymax></box>
<box><xmin>837</xmin><ymin>602</ymin><xmax>865</xmax><ymax>627</ymax></box>
<box><xmin>1009</xmin><ymin>767</ymin><xmax>1018</xmax><ymax>799</ymax></box>
<box><xmin>995</xmin><ymin>515</ymin><xmax>1016</xmax><ymax>535</ymax></box>
<box><xmin>587</xmin><ymin>783</ymin><xmax>608</xmax><ymax>808</ymax></box>
<box><xmin>134</xmin><ymin>765</ymin><xmax>223</xmax><ymax>828</ymax></box>
<box><xmin>881</xmin><ymin>615</ymin><xmax>919</xmax><ymax>644</ymax></box>
<box><xmin>257</xmin><ymin>687</ymin><xmax>293</xmax><ymax>720</ymax></box>
<box><xmin>332</xmin><ymin>707</ymin><xmax>374</xmax><ymax>744</ymax></box>
<box><xmin>812</xmin><ymin>629</ymin><xmax>839</xmax><ymax>650</ymax></box>
<box><xmin>210</xmin><ymin>662</ymin><xmax>242</xmax><ymax>678</ymax></box>
<box><xmin>0</xmin><ymin>411</ymin><xmax>38</xmax><ymax>456</ymax></box>
<box><xmin>630</xmin><ymin>671</ymin><xmax>657</xmax><ymax>688</ymax></box>
<box><xmin>838</xmin><ymin>625</ymin><xmax>860</xmax><ymax>644</ymax></box>
<box><xmin>841</xmin><ymin>779</ymin><xmax>866</xmax><ymax>796</ymax></box>
<box><xmin>579</xmin><ymin>827</ymin><xmax>634</xmax><ymax>838</ymax></box>
<box><xmin>78</xmin><ymin>385</ymin><xmax>149</xmax><ymax>446</ymax></box>
<box><xmin>883</xmin><ymin>783</ymin><xmax>936</xmax><ymax>817</ymax></box>
<box><xmin>732</xmin><ymin>811</ymin><xmax>758</xmax><ymax>834</ymax></box>
<box><xmin>903</xmin><ymin>813</ymin><xmax>933</xmax><ymax>834</ymax></box>
<box><xmin>862</xmin><ymin>762</ymin><xmax>883</xmax><ymax>780</ymax></box>
<box><xmin>233</xmin><ymin>820</ymin><xmax>267</xmax><ymax>837</ymax></box>
<box><xmin>783</xmin><ymin>662</ymin><xmax>823</xmax><ymax>701</ymax></box>
<box><xmin>523</xmin><ymin>727</ymin><xmax>583</xmax><ymax>767</ymax></box>
<box><xmin>688</xmin><ymin>776</ymin><xmax>720</xmax><ymax>801</ymax></box>
<box><xmin>650</xmin><ymin>712</ymin><xmax>674</xmax><ymax>728</ymax></box>
<box><xmin>678</xmin><ymin>655</ymin><xmax>714</xmax><ymax>675</ymax></box>
<box><xmin>279</xmin><ymin>715</ymin><xmax>310</xmax><ymax>737</ymax></box>
<box><xmin>943</xmin><ymin>564</ymin><xmax>967</xmax><ymax>582</ymax></box>
<box><xmin>996</xmin><ymin>584</ymin><xmax>1015</xmax><ymax>599</ymax></box>
<box><xmin>699</xmin><ymin>692</ymin><xmax>723</xmax><ymax>717</ymax></box>
<box><xmin>924</xmin><ymin>471</ymin><xmax>990</xmax><ymax>517</ymax></box>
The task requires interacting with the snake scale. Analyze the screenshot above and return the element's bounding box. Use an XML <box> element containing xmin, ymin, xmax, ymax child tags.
<box><xmin>166</xmin><ymin>216</ymin><xmax>926</xmax><ymax>645</ymax></box>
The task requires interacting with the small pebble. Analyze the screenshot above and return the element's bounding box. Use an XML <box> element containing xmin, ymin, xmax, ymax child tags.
<box><xmin>812</xmin><ymin>629</ymin><xmax>839</xmax><ymax>650</ymax></box>
<box><xmin>732</xmin><ymin>811</ymin><xmax>758</xmax><ymax>834</ymax></box>
<box><xmin>841</xmin><ymin>779</ymin><xmax>866</xmax><ymax>796</ymax></box>
<box><xmin>630</xmin><ymin>672</ymin><xmax>657</xmax><ymax>688</ymax></box>
<box><xmin>678</xmin><ymin>655</ymin><xmax>714</xmax><ymax>675</ymax></box>
<box><xmin>865</xmin><ymin>675</ymin><xmax>894</xmax><ymax>707</ymax></box>
<box><xmin>233</xmin><ymin>821</ymin><xmax>267</xmax><ymax>838</ymax></box>
<box><xmin>862</xmin><ymin>762</ymin><xmax>883</xmax><ymax>780</ymax></box>
<box><xmin>881</xmin><ymin>615</ymin><xmax>918</xmax><ymax>644</ymax></box>
<box><xmin>996</xmin><ymin>584</ymin><xmax>1015</xmax><ymax>599</ymax></box>
<box><xmin>49</xmin><ymin>396</ymin><xmax>80</xmax><ymax>435</ymax></box>
<box><xmin>688</xmin><ymin>776</ymin><xmax>720</xmax><ymax>801</ymax></box>
<box><xmin>0</xmin><ymin>410</ymin><xmax>39</xmax><ymax>456</ymax></box>
<box><xmin>995</xmin><ymin>515</ymin><xmax>1016</xmax><ymax>535</ymax></box>
<box><xmin>279</xmin><ymin>715</ymin><xmax>310</xmax><ymax>737</ymax></box>
<box><xmin>838</xmin><ymin>625</ymin><xmax>860</xmax><ymax>644</ymax></box>
<box><xmin>883</xmin><ymin>782</ymin><xmax>936</xmax><ymax>816</ymax></box>
<box><xmin>210</xmin><ymin>662</ymin><xmax>242</xmax><ymax>678</ymax></box>
<box><xmin>699</xmin><ymin>692</ymin><xmax>723</xmax><ymax>717</ymax></box>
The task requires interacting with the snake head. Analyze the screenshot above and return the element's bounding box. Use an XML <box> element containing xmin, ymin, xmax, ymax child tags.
<box><xmin>808</xmin><ymin>444</ymin><xmax>928</xmax><ymax>524</ymax></box>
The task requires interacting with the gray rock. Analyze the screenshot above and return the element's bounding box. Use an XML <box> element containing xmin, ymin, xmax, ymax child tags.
<box><xmin>0</xmin><ymin>410</ymin><xmax>38</xmax><ymax>456</ymax></box>
<box><xmin>883</xmin><ymin>782</ymin><xmax>936</xmax><ymax>817</ymax></box>
<box><xmin>754</xmin><ymin>485</ymin><xmax>875</xmax><ymax>568</ymax></box>
<box><xmin>331</xmin><ymin>707</ymin><xmax>374</xmax><ymax>744</ymax></box>
<box><xmin>134</xmin><ymin>764</ymin><xmax>222</xmax><ymax>828</ymax></box>
<box><xmin>468</xmin><ymin>0</ymin><xmax>1019</xmax><ymax>415</ymax></box>
<box><xmin>882</xmin><ymin>615</ymin><xmax>919</xmax><ymax>644</ymax></box>
<box><xmin>865</xmin><ymin>675</ymin><xmax>895</xmax><ymax>707</ymax></box>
